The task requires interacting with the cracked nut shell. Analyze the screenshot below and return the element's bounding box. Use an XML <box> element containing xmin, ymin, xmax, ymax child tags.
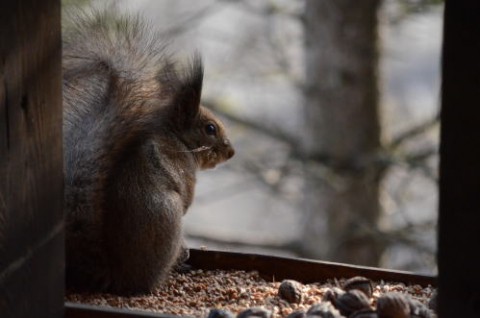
<box><xmin>286</xmin><ymin>310</ymin><xmax>306</xmax><ymax>318</ymax></box>
<box><xmin>333</xmin><ymin>290</ymin><xmax>372</xmax><ymax>317</ymax></box>
<box><xmin>237</xmin><ymin>307</ymin><xmax>272</xmax><ymax>318</ymax></box>
<box><xmin>322</xmin><ymin>287</ymin><xmax>345</xmax><ymax>304</ymax></box>
<box><xmin>278</xmin><ymin>279</ymin><xmax>304</xmax><ymax>304</ymax></box>
<box><xmin>376</xmin><ymin>293</ymin><xmax>410</xmax><ymax>318</ymax></box>
<box><xmin>350</xmin><ymin>309</ymin><xmax>379</xmax><ymax>318</ymax></box>
<box><xmin>408</xmin><ymin>297</ymin><xmax>434</xmax><ymax>318</ymax></box>
<box><xmin>306</xmin><ymin>302</ymin><xmax>343</xmax><ymax>318</ymax></box>
<box><xmin>208</xmin><ymin>309</ymin><xmax>235</xmax><ymax>318</ymax></box>
<box><xmin>343</xmin><ymin>276</ymin><xmax>374</xmax><ymax>298</ymax></box>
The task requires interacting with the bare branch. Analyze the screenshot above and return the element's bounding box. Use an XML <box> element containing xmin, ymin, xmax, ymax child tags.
<box><xmin>159</xmin><ymin>4</ymin><xmax>221</xmax><ymax>38</ymax></box>
<box><xmin>215</xmin><ymin>0</ymin><xmax>304</xmax><ymax>20</ymax></box>
<box><xmin>206</xmin><ymin>99</ymin><xmax>438</xmax><ymax>181</ymax></box>
<box><xmin>388</xmin><ymin>114</ymin><xmax>439</xmax><ymax>150</ymax></box>
<box><xmin>204</xmin><ymin>100</ymin><xmax>298</xmax><ymax>146</ymax></box>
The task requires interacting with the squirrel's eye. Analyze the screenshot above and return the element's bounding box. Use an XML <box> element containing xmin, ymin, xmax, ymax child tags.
<box><xmin>205</xmin><ymin>123</ymin><xmax>217</xmax><ymax>136</ymax></box>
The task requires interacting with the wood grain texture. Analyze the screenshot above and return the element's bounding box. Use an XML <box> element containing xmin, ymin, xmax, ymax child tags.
<box><xmin>0</xmin><ymin>1</ymin><xmax>63</xmax><ymax>317</ymax></box>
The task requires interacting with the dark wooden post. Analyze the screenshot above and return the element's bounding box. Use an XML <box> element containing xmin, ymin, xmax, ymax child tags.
<box><xmin>439</xmin><ymin>0</ymin><xmax>480</xmax><ymax>317</ymax></box>
<box><xmin>0</xmin><ymin>1</ymin><xmax>63</xmax><ymax>318</ymax></box>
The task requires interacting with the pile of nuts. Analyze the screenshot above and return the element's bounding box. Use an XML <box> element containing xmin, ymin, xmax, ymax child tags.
<box><xmin>66</xmin><ymin>269</ymin><xmax>437</xmax><ymax>318</ymax></box>
<box><xmin>271</xmin><ymin>277</ymin><xmax>436</xmax><ymax>318</ymax></box>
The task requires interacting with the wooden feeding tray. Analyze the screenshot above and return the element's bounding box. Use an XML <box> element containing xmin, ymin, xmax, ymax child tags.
<box><xmin>65</xmin><ymin>249</ymin><xmax>436</xmax><ymax>318</ymax></box>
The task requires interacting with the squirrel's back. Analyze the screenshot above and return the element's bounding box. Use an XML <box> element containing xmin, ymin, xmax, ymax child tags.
<box><xmin>63</xmin><ymin>11</ymin><xmax>234</xmax><ymax>294</ymax></box>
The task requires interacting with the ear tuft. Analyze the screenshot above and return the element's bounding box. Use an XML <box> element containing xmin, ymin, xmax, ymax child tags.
<box><xmin>169</xmin><ymin>54</ymin><xmax>204</xmax><ymax>129</ymax></box>
<box><xmin>187</xmin><ymin>53</ymin><xmax>204</xmax><ymax>100</ymax></box>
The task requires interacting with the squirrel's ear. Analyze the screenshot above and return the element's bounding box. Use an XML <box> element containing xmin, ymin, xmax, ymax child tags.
<box><xmin>169</xmin><ymin>55</ymin><xmax>203</xmax><ymax>129</ymax></box>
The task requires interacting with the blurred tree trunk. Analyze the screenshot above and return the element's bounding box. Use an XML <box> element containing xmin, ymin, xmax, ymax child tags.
<box><xmin>301</xmin><ymin>0</ymin><xmax>384</xmax><ymax>266</ymax></box>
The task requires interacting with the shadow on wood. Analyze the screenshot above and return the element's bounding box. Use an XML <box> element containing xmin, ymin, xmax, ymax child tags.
<box><xmin>0</xmin><ymin>1</ymin><xmax>63</xmax><ymax>318</ymax></box>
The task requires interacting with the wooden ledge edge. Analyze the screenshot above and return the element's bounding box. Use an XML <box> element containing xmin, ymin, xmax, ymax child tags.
<box><xmin>65</xmin><ymin>302</ymin><xmax>192</xmax><ymax>318</ymax></box>
<box><xmin>187</xmin><ymin>248</ymin><xmax>437</xmax><ymax>287</ymax></box>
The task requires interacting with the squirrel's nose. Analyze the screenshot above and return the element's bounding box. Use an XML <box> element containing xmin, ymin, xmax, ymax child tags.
<box><xmin>226</xmin><ymin>147</ymin><xmax>235</xmax><ymax>159</ymax></box>
<box><xmin>224</xmin><ymin>139</ymin><xmax>234</xmax><ymax>159</ymax></box>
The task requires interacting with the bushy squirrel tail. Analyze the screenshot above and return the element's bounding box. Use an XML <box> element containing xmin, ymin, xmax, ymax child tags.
<box><xmin>62</xmin><ymin>10</ymin><xmax>203</xmax><ymax>212</ymax></box>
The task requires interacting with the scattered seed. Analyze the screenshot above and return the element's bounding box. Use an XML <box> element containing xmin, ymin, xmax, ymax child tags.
<box><xmin>66</xmin><ymin>269</ymin><xmax>436</xmax><ymax>318</ymax></box>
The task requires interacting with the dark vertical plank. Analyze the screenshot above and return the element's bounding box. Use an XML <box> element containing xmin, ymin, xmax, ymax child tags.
<box><xmin>439</xmin><ymin>0</ymin><xmax>480</xmax><ymax>317</ymax></box>
<box><xmin>0</xmin><ymin>1</ymin><xmax>63</xmax><ymax>318</ymax></box>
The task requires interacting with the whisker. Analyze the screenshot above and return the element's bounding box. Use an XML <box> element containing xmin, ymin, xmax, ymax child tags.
<box><xmin>175</xmin><ymin>146</ymin><xmax>211</xmax><ymax>153</ymax></box>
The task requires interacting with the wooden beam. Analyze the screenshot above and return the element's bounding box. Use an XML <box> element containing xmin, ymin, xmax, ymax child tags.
<box><xmin>439</xmin><ymin>0</ymin><xmax>480</xmax><ymax>316</ymax></box>
<box><xmin>0</xmin><ymin>1</ymin><xmax>63</xmax><ymax>317</ymax></box>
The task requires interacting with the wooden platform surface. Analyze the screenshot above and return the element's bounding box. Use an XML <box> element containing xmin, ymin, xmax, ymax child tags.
<box><xmin>65</xmin><ymin>249</ymin><xmax>436</xmax><ymax>318</ymax></box>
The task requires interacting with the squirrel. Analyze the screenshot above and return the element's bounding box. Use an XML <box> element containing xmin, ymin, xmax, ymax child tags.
<box><xmin>62</xmin><ymin>12</ymin><xmax>234</xmax><ymax>295</ymax></box>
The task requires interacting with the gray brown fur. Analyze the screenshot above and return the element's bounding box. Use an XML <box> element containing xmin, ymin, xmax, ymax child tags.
<box><xmin>63</xmin><ymin>12</ymin><xmax>234</xmax><ymax>295</ymax></box>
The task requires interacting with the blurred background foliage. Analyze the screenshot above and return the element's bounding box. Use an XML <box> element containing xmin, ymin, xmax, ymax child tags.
<box><xmin>62</xmin><ymin>0</ymin><xmax>443</xmax><ymax>274</ymax></box>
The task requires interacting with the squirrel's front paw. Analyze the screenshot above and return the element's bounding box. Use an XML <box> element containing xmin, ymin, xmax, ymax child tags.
<box><xmin>178</xmin><ymin>245</ymin><xmax>190</xmax><ymax>263</ymax></box>
<box><xmin>174</xmin><ymin>246</ymin><xmax>192</xmax><ymax>273</ymax></box>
